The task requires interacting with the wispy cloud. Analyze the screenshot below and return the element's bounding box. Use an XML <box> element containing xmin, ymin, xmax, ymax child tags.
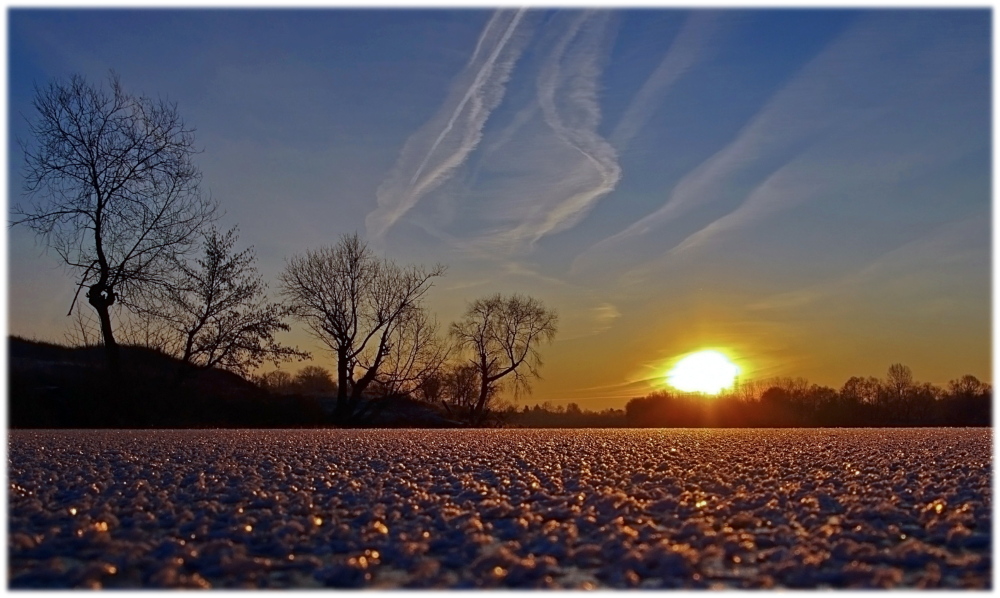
<box><xmin>573</xmin><ymin>11</ymin><xmax>987</xmax><ymax>281</ymax></box>
<box><xmin>557</xmin><ymin>301</ymin><xmax>622</xmax><ymax>341</ymax></box>
<box><xmin>365</xmin><ymin>9</ymin><xmax>532</xmax><ymax>242</ymax></box>
<box><xmin>489</xmin><ymin>10</ymin><xmax>622</xmax><ymax>250</ymax></box>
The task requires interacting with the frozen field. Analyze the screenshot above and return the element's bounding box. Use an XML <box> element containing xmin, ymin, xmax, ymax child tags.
<box><xmin>7</xmin><ymin>428</ymin><xmax>991</xmax><ymax>589</ymax></box>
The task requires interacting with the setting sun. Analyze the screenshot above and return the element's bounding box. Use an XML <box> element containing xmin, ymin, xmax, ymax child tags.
<box><xmin>666</xmin><ymin>350</ymin><xmax>740</xmax><ymax>395</ymax></box>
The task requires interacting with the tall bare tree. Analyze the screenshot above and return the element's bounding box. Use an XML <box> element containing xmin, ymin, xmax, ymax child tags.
<box><xmin>451</xmin><ymin>293</ymin><xmax>558</xmax><ymax>423</ymax></box>
<box><xmin>279</xmin><ymin>233</ymin><xmax>445</xmax><ymax>422</ymax></box>
<box><xmin>147</xmin><ymin>227</ymin><xmax>307</xmax><ymax>379</ymax></box>
<box><xmin>14</xmin><ymin>73</ymin><xmax>216</xmax><ymax>371</ymax></box>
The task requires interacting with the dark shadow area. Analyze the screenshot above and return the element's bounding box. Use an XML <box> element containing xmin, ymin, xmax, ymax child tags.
<box><xmin>8</xmin><ymin>337</ymin><xmax>456</xmax><ymax>429</ymax></box>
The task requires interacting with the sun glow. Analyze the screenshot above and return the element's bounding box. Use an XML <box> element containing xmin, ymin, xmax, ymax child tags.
<box><xmin>666</xmin><ymin>350</ymin><xmax>740</xmax><ymax>395</ymax></box>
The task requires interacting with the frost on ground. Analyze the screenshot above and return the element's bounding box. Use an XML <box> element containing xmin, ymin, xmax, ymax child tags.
<box><xmin>7</xmin><ymin>428</ymin><xmax>991</xmax><ymax>589</ymax></box>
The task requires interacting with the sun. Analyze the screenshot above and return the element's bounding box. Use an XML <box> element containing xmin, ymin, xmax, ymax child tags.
<box><xmin>666</xmin><ymin>350</ymin><xmax>740</xmax><ymax>395</ymax></box>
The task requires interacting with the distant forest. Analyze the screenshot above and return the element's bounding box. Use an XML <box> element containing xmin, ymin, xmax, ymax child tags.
<box><xmin>9</xmin><ymin>337</ymin><xmax>989</xmax><ymax>429</ymax></box>
<box><xmin>506</xmin><ymin>363</ymin><xmax>990</xmax><ymax>428</ymax></box>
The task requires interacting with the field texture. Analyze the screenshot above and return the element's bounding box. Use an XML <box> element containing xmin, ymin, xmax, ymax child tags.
<box><xmin>7</xmin><ymin>428</ymin><xmax>992</xmax><ymax>589</ymax></box>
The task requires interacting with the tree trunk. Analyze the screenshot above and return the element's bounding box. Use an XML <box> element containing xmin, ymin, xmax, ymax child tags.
<box><xmin>334</xmin><ymin>352</ymin><xmax>350</xmax><ymax>421</ymax></box>
<box><xmin>472</xmin><ymin>376</ymin><xmax>491</xmax><ymax>425</ymax></box>
<box><xmin>88</xmin><ymin>283</ymin><xmax>119</xmax><ymax>374</ymax></box>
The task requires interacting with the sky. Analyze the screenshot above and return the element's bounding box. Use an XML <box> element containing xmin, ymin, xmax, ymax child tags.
<box><xmin>6</xmin><ymin>8</ymin><xmax>991</xmax><ymax>409</ymax></box>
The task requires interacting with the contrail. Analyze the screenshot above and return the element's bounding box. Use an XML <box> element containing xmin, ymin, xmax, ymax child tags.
<box><xmin>408</xmin><ymin>9</ymin><xmax>525</xmax><ymax>188</ymax></box>
<box><xmin>499</xmin><ymin>11</ymin><xmax>621</xmax><ymax>248</ymax></box>
<box><xmin>366</xmin><ymin>9</ymin><xmax>530</xmax><ymax>242</ymax></box>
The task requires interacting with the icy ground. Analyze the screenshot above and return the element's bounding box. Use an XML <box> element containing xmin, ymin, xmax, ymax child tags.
<box><xmin>7</xmin><ymin>428</ymin><xmax>992</xmax><ymax>589</ymax></box>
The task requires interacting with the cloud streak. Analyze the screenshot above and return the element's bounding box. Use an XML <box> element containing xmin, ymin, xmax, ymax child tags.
<box><xmin>366</xmin><ymin>9</ymin><xmax>531</xmax><ymax>242</ymax></box>
<box><xmin>490</xmin><ymin>11</ymin><xmax>622</xmax><ymax>250</ymax></box>
<box><xmin>573</xmin><ymin>11</ymin><xmax>988</xmax><ymax>281</ymax></box>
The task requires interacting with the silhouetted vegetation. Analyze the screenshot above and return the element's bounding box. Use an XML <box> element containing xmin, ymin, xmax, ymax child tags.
<box><xmin>279</xmin><ymin>233</ymin><xmax>447</xmax><ymax>424</ymax></box>
<box><xmin>137</xmin><ymin>226</ymin><xmax>308</xmax><ymax>380</ymax></box>
<box><xmin>624</xmin><ymin>364</ymin><xmax>990</xmax><ymax>428</ymax></box>
<box><xmin>504</xmin><ymin>402</ymin><xmax>628</xmax><ymax>428</ymax></box>
<box><xmin>14</xmin><ymin>73</ymin><xmax>216</xmax><ymax>373</ymax></box>
<box><xmin>450</xmin><ymin>293</ymin><xmax>558</xmax><ymax>424</ymax></box>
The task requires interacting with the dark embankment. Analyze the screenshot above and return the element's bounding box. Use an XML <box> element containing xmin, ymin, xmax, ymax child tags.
<box><xmin>8</xmin><ymin>337</ymin><xmax>457</xmax><ymax>429</ymax></box>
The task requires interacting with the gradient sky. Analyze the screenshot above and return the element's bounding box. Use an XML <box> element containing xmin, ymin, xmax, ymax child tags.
<box><xmin>7</xmin><ymin>9</ymin><xmax>991</xmax><ymax>409</ymax></box>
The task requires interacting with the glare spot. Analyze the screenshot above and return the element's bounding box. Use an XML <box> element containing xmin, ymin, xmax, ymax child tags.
<box><xmin>666</xmin><ymin>350</ymin><xmax>740</xmax><ymax>395</ymax></box>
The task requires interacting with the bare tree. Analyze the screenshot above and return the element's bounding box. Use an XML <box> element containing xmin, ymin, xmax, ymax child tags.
<box><xmin>279</xmin><ymin>233</ymin><xmax>445</xmax><ymax>422</ymax></box>
<box><xmin>369</xmin><ymin>308</ymin><xmax>449</xmax><ymax>400</ymax></box>
<box><xmin>14</xmin><ymin>73</ymin><xmax>216</xmax><ymax>371</ymax></box>
<box><xmin>148</xmin><ymin>227</ymin><xmax>307</xmax><ymax>379</ymax></box>
<box><xmin>886</xmin><ymin>363</ymin><xmax>914</xmax><ymax>395</ymax></box>
<box><xmin>450</xmin><ymin>293</ymin><xmax>558</xmax><ymax>423</ymax></box>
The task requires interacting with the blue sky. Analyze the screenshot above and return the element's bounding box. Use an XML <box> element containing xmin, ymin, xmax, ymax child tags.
<box><xmin>7</xmin><ymin>9</ymin><xmax>991</xmax><ymax>407</ymax></box>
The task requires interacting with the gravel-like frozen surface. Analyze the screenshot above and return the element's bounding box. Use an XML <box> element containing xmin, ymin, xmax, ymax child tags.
<box><xmin>8</xmin><ymin>428</ymin><xmax>991</xmax><ymax>589</ymax></box>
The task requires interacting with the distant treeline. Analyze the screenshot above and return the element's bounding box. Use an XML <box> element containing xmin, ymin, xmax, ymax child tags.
<box><xmin>491</xmin><ymin>364</ymin><xmax>990</xmax><ymax>428</ymax></box>
<box><xmin>624</xmin><ymin>364</ymin><xmax>990</xmax><ymax>427</ymax></box>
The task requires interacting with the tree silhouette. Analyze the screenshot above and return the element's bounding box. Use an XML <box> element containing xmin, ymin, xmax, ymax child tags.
<box><xmin>442</xmin><ymin>363</ymin><xmax>481</xmax><ymax>413</ymax></box>
<box><xmin>255</xmin><ymin>370</ymin><xmax>295</xmax><ymax>395</ymax></box>
<box><xmin>450</xmin><ymin>293</ymin><xmax>558</xmax><ymax>423</ymax></box>
<box><xmin>369</xmin><ymin>308</ymin><xmax>449</xmax><ymax>402</ymax></box>
<box><xmin>294</xmin><ymin>365</ymin><xmax>337</xmax><ymax>395</ymax></box>
<box><xmin>886</xmin><ymin>363</ymin><xmax>914</xmax><ymax>397</ymax></box>
<box><xmin>279</xmin><ymin>233</ymin><xmax>445</xmax><ymax>422</ymax></box>
<box><xmin>147</xmin><ymin>227</ymin><xmax>307</xmax><ymax>378</ymax></box>
<box><xmin>14</xmin><ymin>73</ymin><xmax>216</xmax><ymax>372</ymax></box>
<box><xmin>948</xmin><ymin>374</ymin><xmax>989</xmax><ymax>398</ymax></box>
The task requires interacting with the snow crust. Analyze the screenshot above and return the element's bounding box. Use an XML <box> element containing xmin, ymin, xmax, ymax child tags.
<box><xmin>7</xmin><ymin>428</ymin><xmax>991</xmax><ymax>588</ymax></box>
